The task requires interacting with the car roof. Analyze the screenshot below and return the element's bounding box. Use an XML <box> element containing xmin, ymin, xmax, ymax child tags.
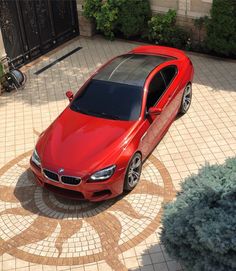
<box><xmin>93</xmin><ymin>54</ymin><xmax>172</xmax><ymax>87</ymax></box>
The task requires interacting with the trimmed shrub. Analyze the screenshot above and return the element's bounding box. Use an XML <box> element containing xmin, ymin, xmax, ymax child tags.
<box><xmin>148</xmin><ymin>10</ymin><xmax>189</xmax><ymax>49</ymax></box>
<box><xmin>161</xmin><ymin>158</ymin><xmax>236</xmax><ymax>271</ymax></box>
<box><xmin>83</xmin><ymin>0</ymin><xmax>151</xmax><ymax>39</ymax></box>
<box><xmin>206</xmin><ymin>0</ymin><xmax>236</xmax><ymax>57</ymax></box>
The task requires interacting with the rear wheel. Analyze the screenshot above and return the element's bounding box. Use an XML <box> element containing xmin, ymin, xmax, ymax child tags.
<box><xmin>124</xmin><ymin>153</ymin><xmax>142</xmax><ymax>191</ymax></box>
<box><xmin>179</xmin><ymin>83</ymin><xmax>192</xmax><ymax>114</ymax></box>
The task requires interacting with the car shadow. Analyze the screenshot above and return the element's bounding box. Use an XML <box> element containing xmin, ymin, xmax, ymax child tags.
<box><xmin>13</xmin><ymin>168</ymin><xmax>130</xmax><ymax>220</ymax></box>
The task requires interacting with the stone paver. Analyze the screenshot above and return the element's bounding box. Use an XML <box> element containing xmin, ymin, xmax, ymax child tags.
<box><xmin>0</xmin><ymin>36</ymin><xmax>236</xmax><ymax>271</ymax></box>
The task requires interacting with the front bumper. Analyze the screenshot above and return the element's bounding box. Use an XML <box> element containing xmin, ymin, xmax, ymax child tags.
<box><xmin>30</xmin><ymin>160</ymin><xmax>126</xmax><ymax>201</ymax></box>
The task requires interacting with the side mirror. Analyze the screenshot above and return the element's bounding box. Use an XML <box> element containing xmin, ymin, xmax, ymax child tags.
<box><xmin>66</xmin><ymin>90</ymin><xmax>74</xmax><ymax>102</ymax></box>
<box><xmin>148</xmin><ymin>107</ymin><xmax>162</xmax><ymax>116</ymax></box>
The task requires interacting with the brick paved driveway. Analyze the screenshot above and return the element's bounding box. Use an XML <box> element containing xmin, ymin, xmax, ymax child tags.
<box><xmin>0</xmin><ymin>36</ymin><xmax>235</xmax><ymax>271</ymax></box>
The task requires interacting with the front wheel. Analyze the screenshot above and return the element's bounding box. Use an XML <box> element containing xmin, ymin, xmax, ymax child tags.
<box><xmin>124</xmin><ymin>153</ymin><xmax>142</xmax><ymax>191</ymax></box>
<box><xmin>179</xmin><ymin>83</ymin><xmax>192</xmax><ymax>114</ymax></box>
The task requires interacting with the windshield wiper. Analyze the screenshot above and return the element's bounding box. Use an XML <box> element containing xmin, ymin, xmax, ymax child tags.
<box><xmin>72</xmin><ymin>107</ymin><xmax>91</xmax><ymax>115</ymax></box>
<box><xmin>71</xmin><ymin>105</ymin><xmax>121</xmax><ymax>120</ymax></box>
<box><xmin>89</xmin><ymin>111</ymin><xmax>121</xmax><ymax>120</ymax></box>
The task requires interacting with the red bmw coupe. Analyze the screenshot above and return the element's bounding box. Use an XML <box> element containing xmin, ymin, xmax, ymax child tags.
<box><xmin>30</xmin><ymin>45</ymin><xmax>194</xmax><ymax>201</ymax></box>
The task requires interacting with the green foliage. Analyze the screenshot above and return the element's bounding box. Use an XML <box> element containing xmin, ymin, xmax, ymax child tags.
<box><xmin>148</xmin><ymin>9</ymin><xmax>176</xmax><ymax>41</ymax></box>
<box><xmin>116</xmin><ymin>0</ymin><xmax>151</xmax><ymax>38</ymax></box>
<box><xmin>148</xmin><ymin>10</ymin><xmax>189</xmax><ymax>49</ymax></box>
<box><xmin>0</xmin><ymin>63</ymin><xmax>3</xmax><ymax>78</ymax></box>
<box><xmin>83</xmin><ymin>0</ymin><xmax>102</xmax><ymax>20</ymax></box>
<box><xmin>161</xmin><ymin>158</ymin><xmax>236</xmax><ymax>271</ymax></box>
<box><xmin>95</xmin><ymin>0</ymin><xmax>119</xmax><ymax>39</ymax></box>
<box><xmin>206</xmin><ymin>0</ymin><xmax>236</xmax><ymax>57</ymax></box>
<box><xmin>83</xmin><ymin>0</ymin><xmax>151</xmax><ymax>39</ymax></box>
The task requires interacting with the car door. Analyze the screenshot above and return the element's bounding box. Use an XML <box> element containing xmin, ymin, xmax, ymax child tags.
<box><xmin>160</xmin><ymin>65</ymin><xmax>180</xmax><ymax>120</ymax></box>
<box><xmin>140</xmin><ymin>65</ymin><xmax>178</xmax><ymax>156</ymax></box>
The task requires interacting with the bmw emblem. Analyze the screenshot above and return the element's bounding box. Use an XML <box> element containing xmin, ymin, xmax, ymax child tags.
<box><xmin>58</xmin><ymin>168</ymin><xmax>64</xmax><ymax>174</ymax></box>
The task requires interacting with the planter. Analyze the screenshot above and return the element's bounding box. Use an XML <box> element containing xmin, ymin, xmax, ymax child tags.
<box><xmin>78</xmin><ymin>13</ymin><xmax>96</xmax><ymax>37</ymax></box>
<box><xmin>77</xmin><ymin>0</ymin><xmax>95</xmax><ymax>37</ymax></box>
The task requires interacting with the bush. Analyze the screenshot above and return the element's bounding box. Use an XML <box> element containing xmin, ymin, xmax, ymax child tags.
<box><xmin>0</xmin><ymin>63</ymin><xmax>3</xmax><ymax>78</ymax></box>
<box><xmin>95</xmin><ymin>0</ymin><xmax>119</xmax><ymax>39</ymax></box>
<box><xmin>83</xmin><ymin>0</ymin><xmax>102</xmax><ymax>20</ymax></box>
<box><xmin>83</xmin><ymin>0</ymin><xmax>151</xmax><ymax>39</ymax></box>
<box><xmin>148</xmin><ymin>10</ymin><xmax>189</xmax><ymax>49</ymax></box>
<box><xmin>161</xmin><ymin>158</ymin><xmax>236</xmax><ymax>271</ymax></box>
<box><xmin>206</xmin><ymin>0</ymin><xmax>236</xmax><ymax>57</ymax></box>
<box><xmin>116</xmin><ymin>0</ymin><xmax>151</xmax><ymax>38</ymax></box>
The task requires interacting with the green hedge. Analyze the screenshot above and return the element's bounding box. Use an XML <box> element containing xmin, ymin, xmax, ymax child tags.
<box><xmin>161</xmin><ymin>158</ymin><xmax>236</xmax><ymax>271</ymax></box>
<box><xmin>83</xmin><ymin>0</ymin><xmax>151</xmax><ymax>39</ymax></box>
<box><xmin>206</xmin><ymin>0</ymin><xmax>236</xmax><ymax>57</ymax></box>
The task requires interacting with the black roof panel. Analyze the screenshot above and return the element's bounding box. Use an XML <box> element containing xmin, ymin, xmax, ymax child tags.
<box><xmin>94</xmin><ymin>54</ymin><xmax>170</xmax><ymax>87</ymax></box>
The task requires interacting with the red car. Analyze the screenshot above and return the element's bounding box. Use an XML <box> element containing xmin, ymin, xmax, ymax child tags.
<box><xmin>30</xmin><ymin>45</ymin><xmax>194</xmax><ymax>201</ymax></box>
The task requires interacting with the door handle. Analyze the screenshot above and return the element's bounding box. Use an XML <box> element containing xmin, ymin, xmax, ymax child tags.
<box><xmin>141</xmin><ymin>131</ymin><xmax>147</xmax><ymax>142</ymax></box>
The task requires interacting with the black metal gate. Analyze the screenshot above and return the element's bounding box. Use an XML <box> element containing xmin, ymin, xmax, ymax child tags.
<box><xmin>0</xmin><ymin>0</ymin><xmax>79</xmax><ymax>67</ymax></box>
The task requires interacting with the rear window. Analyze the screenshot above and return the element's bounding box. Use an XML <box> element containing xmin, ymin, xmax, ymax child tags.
<box><xmin>161</xmin><ymin>66</ymin><xmax>177</xmax><ymax>87</ymax></box>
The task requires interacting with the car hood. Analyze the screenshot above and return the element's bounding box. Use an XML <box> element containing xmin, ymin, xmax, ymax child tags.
<box><xmin>37</xmin><ymin>108</ymin><xmax>135</xmax><ymax>174</ymax></box>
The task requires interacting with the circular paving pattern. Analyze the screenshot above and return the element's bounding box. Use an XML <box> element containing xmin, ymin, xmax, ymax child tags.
<box><xmin>0</xmin><ymin>151</ymin><xmax>175</xmax><ymax>270</ymax></box>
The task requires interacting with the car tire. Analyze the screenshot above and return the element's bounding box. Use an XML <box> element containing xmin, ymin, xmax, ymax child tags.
<box><xmin>179</xmin><ymin>83</ymin><xmax>192</xmax><ymax>114</ymax></box>
<box><xmin>124</xmin><ymin>152</ymin><xmax>142</xmax><ymax>191</ymax></box>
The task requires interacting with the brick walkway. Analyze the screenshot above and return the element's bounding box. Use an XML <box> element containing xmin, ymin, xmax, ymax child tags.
<box><xmin>0</xmin><ymin>36</ymin><xmax>235</xmax><ymax>271</ymax></box>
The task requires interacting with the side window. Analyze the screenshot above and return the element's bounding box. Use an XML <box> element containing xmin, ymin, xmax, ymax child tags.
<box><xmin>146</xmin><ymin>72</ymin><xmax>166</xmax><ymax>110</ymax></box>
<box><xmin>161</xmin><ymin>66</ymin><xmax>177</xmax><ymax>87</ymax></box>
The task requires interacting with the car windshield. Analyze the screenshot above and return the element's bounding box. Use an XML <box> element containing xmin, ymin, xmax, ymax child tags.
<box><xmin>70</xmin><ymin>79</ymin><xmax>143</xmax><ymax>121</ymax></box>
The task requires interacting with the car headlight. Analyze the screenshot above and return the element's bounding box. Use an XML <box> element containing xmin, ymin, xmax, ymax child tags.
<box><xmin>32</xmin><ymin>149</ymin><xmax>41</xmax><ymax>168</ymax></box>
<box><xmin>90</xmin><ymin>165</ymin><xmax>116</xmax><ymax>181</ymax></box>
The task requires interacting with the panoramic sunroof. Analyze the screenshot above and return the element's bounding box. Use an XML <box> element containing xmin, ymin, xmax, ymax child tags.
<box><xmin>93</xmin><ymin>54</ymin><xmax>171</xmax><ymax>86</ymax></box>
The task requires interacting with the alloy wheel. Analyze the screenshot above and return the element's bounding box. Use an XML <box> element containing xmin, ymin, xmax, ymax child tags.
<box><xmin>128</xmin><ymin>155</ymin><xmax>142</xmax><ymax>188</ymax></box>
<box><xmin>183</xmin><ymin>84</ymin><xmax>192</xmax><ymax>112</ymax></box>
